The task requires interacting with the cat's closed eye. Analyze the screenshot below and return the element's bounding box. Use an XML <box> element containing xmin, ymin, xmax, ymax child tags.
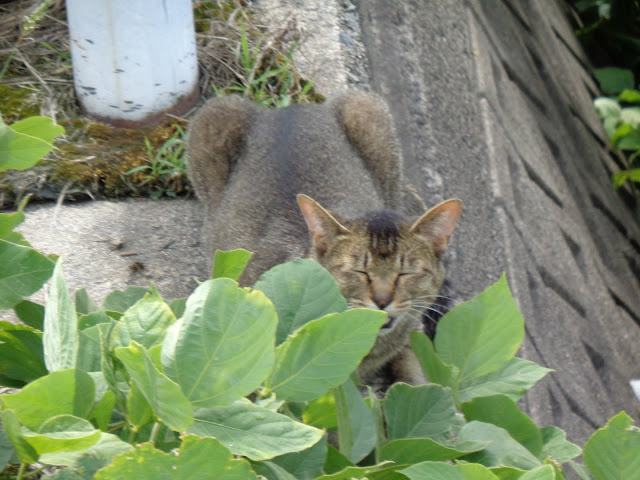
<box><xmin>353</xmin><ymin>270</ymin><xmax>371</xmax><ymax>284</ymax></box>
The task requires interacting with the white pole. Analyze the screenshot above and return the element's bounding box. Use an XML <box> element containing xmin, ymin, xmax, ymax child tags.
<box><xmin>65</xmin><ymin>0</ymin><xmax>199</xmax><ymax>127</ymax></box>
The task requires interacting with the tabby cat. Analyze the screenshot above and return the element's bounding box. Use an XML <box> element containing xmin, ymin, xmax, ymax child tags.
<box><xmin>187</xmin><ymin>90</ymin><xmax>462</xmax><ymax>387</ymax></box>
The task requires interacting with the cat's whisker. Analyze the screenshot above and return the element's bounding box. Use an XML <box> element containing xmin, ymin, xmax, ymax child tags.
<box><xmin>411</xmin><ymin>302</ymin><xmax>446</xmax><ymax>314</ymax></box>
<box><xmin>414</xmin><ymin>294</ymin><xmax>457</xmax><ymax>303</ymax></box>
<box><xmin>408</xmin><ymin>305</ymin><xmax>444</xmax><ymax>318</ymax></box>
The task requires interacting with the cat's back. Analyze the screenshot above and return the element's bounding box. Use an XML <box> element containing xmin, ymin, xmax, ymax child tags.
<box><xmin>224</xmin><ymin>101</ymin><xmax>383</xmax><ymax>216</ymax></box>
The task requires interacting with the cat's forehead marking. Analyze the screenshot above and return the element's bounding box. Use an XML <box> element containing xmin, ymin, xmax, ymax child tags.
<box><xmin>364</xmin><ymin>210</ymin><xmax>403</xmax><ymax>258</ymax></box>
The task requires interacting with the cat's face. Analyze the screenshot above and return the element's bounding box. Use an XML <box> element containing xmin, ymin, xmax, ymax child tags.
<box><xmin>297</xmin><ymin>195</ymin><xmax>462</xmax><ymax>334</ymax></box>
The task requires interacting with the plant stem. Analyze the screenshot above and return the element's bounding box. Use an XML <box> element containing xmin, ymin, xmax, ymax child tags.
<box><xmin>22</xmin><ymin>466</ymin><xmax>46</xmax><ymax>478</ymax></box>
<box><xmin>107</xmin><ymin>420</ymin><xmax>126</xmax><ymax>433</ymax></box>
<box><xmin>149</xmin><ymin>422</ymin><xmax>161</xmax><ymax>444</ymax></box>
<box><xmin>334</xmin><ymin>383</ymin><xmax>353</xmax><ymax>460</ymax></box>
<box><xmin>16</xmin><ymin>462</ymin><xmax>27</xmax><ymax>480</ymax></box>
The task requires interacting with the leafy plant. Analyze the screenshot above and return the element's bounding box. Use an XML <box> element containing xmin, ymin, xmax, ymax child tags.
<box><xmin>1</xmin><ymin>238</ymin><xmax>636</xmax><ymax>479</ymax></box>
<box><xmin>0</xmin><ymin>115</ymin><xmax>61</xmax><ymax>389</ymax></box>
<box><xmin>592</xmin><ymin>67</ymin><xmax>640</xmax><ymax>188</ymax></box>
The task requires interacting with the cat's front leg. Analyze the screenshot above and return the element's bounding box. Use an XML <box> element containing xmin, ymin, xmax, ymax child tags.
<box><xmin>391</xmin><ymin>346</ymin><xmax>427</xmax><ymax>386</ymax></box>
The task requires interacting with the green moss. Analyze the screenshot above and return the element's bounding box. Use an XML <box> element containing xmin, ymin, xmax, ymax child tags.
<box><xmin>46</xmin><ymin>119</ymin><xmax>190</xmax><ymax>199</ymax></box>
<box><xmin>0</xmin><ymin>85</ymin><xmax>41</xmax><ymax>123</ymax></box>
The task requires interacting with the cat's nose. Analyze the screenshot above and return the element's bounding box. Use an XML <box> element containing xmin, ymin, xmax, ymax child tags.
<box><xmin>373</xmin><ymin>294</ymin><xmax>392</xmax><ymax>310</ymax></box>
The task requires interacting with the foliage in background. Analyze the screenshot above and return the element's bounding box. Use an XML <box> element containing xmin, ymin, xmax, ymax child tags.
<box><xmin>593</xmin><ymin>67</ymin><xmax>640</xmax><ymax>188</ymax></box>
<box><xmin>570</xmin><ymin>1</ymin><xmax>640</xmax><ymax>194</ymax></box>
<box><xmin>572</xmin><ymin>0</ymin><xmax>640</xmax><ymax>80</ymax></box>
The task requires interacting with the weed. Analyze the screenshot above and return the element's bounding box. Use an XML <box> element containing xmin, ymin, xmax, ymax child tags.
<box><xmin>214</xmin><ymin>28</ymin><xmax>319</xmax><ymax>108</ymax></box>
<box><xmin>126</xmin><ymin>124</ymin><xmax>188</xmax><ymax>199</ymax></box>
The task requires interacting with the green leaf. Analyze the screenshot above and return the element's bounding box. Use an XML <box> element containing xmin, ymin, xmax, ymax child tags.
<box><xmin>610</xmin><ymin>122</ymin><xmax>634</xmax><ymax>146</ymax></box>
<box><xmin>0</xmin><ymin>209</ymin><xmax>25</xmax><ymax>240</ymax></box>
<box><xmin>457</xmin><ymin>357</ymin><xmax>552</xmax><ymax>404</ymax></box>
<box><xmin>594</xmin><ymin>97</ymin><xmax>622</xmax><ymax>121</ymax></box>
<box><xmin>410</xmin><ymin>331</ymin><xmax>455</xmax><ymax>386</ymax></box>
<box><xmin>94</xmin><ymin>435</ymin><xmax>256</xmax><ymax>479</ymax></box>
<box><xmin>115</xmin><ymin>341</ymin><xmax>193</xmax><ymax>432</ymax></box>
<box><xmin>380</xmin><ymin>438</ymin><xmax>488</xmax><ymax>464</ymax></box>
<box><xmin>518</xmin><ymin>465</ymin><xmax>556</xmax><ymax>480</ymax></box>
<box><xmin>2</xmin><ymin>409</ymin><xmax>38</xmax><ymax>463</ymax></box>
<box><xmin>269</xmin><ymin>435</ymin><xmax>327</xmax><ymax>480</ymax></box>
<box><xmin>13</xmin><ymin>299</ymin><xmax>45</xmax><ymax>330</ymax></box>
<box><xmin>0</xmin><ymin>428</ymin><xmax>15</xmax><ymax>469</ymax></box>
<box><xmin>0</xmin><ymin>117</ymin><xmax>63</xmax><ymax>171</ymax></box>
<box><xmin>613</xmin><ymin>168</ymin><xmax>640</xmax><ymax>188</ymax></box>
<box><xmin>91</xmin><ymin>390</ymin><xmax>117</xmax><ymax>432</ymax></box>
<box><xmin>323</xmin><ymin>445</ymin><xmax>353</xmax><ymax>475</ymax></box>
<box><xmin>168</xmin><ymin>297</ymin><xmax>187</xmax><ymax>318</ymax></box>
<box><xmin>604</xmin><ymin>116</ymin><xmax>622</xmax><ymax>140</ymax></box>
<box><xmin>616</xmin><ymin>128</ymin><xmax>640</xmax><ymax>150</ymax></box>
<box><xmin>39</xmin><ymin>432</ymin><xmax>133</xmax><ymax>467</ymax></box>
<box><xmin>0</xmin><ymin>321</ymin><xmax>47</xmax><ymax>385</ymax></box>
<box><xmin>400</xmin><ymin>461</ymin><xmax>465</xmax><ymax>480</ymax></box>
<box><xmin>539</xmin><ymin>426</ymin><xmax>581</xmax><ymax>463</ymax></box>
<box><xmin>459</xmin><ymin>463</ymin><xmax>501</xmax><ymax>479</ymax></box>
<box><xmin>251</xmin><ymin>461</ymin><xmax>297</xmax><ymax>480</ymax></box>
<box><xmin>303</xmin><ymin>391</ymin><xmax>338</xmax><ymax>430</ymax></box>
<box><xmin>43</xmin><ymin>259</ymin><xmax>79</xmax><ymax>371</ymax></box>
<box><xmin>435</xmin><ymin>274</ymin><xmax>524</xmax><ymax>384</ymax></box>
<box><xmin>367</xmin><ymin>386</ymin><xmax>386</xmax><ymax>461</ymax></box>
<box><xmin>188</xmin><ymin>401</ymin><xmax>323</xmax><ymax>461</ymax></box>
<box><xmin>569</xmin><ymin>461</ymin><xmax>596</xmax><ymax>480</ymax></box>
<box><xmin>335</xmin><ymin>378</ymin><xmax>376</xmax><ymax>463</ymax></box>
<box><xmin>110</xmin><ymin>289</ymin><xmax>176</xmax><ymax>350</ymax></box>
<box><xmin>0</xmin><ymin>239</ymin><xmax>55</xmax><ymax>310</ymax></box>
<box><xmin>461</xmin><ymin>395</ymin><xmax>543</xmax><ymax>457</ymax></box>
<box><xmin>384</xmin><ymin>383</ymin><xmax>457</xmax><ymax>442</ymax></box>
<box><xmin>78</xmin><ymin>310</ymin><xmax>112</xmax><ymax>331</ymax></box>
<box><xmin>254</xmin><ymin>259</ymin><xmax>347</xmax><ymax>345</ymax></box>
<box><xmin>22</xmin><ymin>415</ymin><xmax>100</xmax><ymax>456</ymax></box>
<box><xmin>212</xmin><ymin>248</ymin><xmax>253</xmax><ymax>280</ymax></box>
<box><xmin>314</xmin><ymin>462</ymin><xmax>398</xmax><ymax>480</ymax></box>
<box><xmin>401</xmin><ymin>462</ymin><xmax>503</xmax><ymax>480</ymax></box>
<box><xmin>126</xmin><ymin>380</ymin><xmax>154</xmax><ymax>429</ymax></box>
<box><xmin>88</xmin><ymin>370</ymin><xmax>109</xmax><ymax>403</ymax></box>
<box><xmin>75</xmin><ymin>288</ymin><xmax>99</xmax><ymax>315</ymax></box>
<box><xmin>583</xmin><ymin>411</ymin><xmax>640</xmax><ymax>480</ymax></box>
<box><xmin>77</xmin><ymin>324</ymin><xmax>109</xmax><ymax>373</ymax></box>
<box><xmin>266</xmin><ymin>309</ymin><xmax>386</xmax><ymax>402</ymax></box>
<box><xmin>0</xmin><ymin>369</ymin><xmax>95</xmax><ymax>429</ymax></box>
<box><xmin>161</xmin><ymin>278</ymin><xmax>277</xmax><ymax>407</ymax></box>
<box><xmin>594</xmin><ymin>67</ymin><xmax>635</xmax><ymax>95</ymax></box>
<box><xmin>619</xmin><ymin>89</ymin><xmax>640</xmax><ymax>104</ymax></box>
<box><xmin>102</xmin><ymin>286</ymin><xmax>149</xmax><ymax>313</ymax></box>
<box><xmin>458</xmin><ymin>421</ymin><xmax>541</xmax><ymax>470</ymax></box>
<box><xmin>9</xmin><ymin>115</ymin><xmax>65</xmax><ymax>143</ymax></box>
<box><xmin>621</xmin><ymin>107</ymin><xmax>640</xmax><ymax>128</ymax></box>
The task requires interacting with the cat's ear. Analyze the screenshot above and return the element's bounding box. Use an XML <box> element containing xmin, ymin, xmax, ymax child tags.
<box><xmin>410</xmin><ymin>199</ymin><xmax>463</xmax><ymax>256</ymax></box>
<box><xmin>297</xmin><ymin>194</ymin><xmax>351</xmax><ymax>255</ymax></box>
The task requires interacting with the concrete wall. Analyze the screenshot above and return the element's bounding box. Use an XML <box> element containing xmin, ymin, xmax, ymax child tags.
<box><xmin>358</xmin><ymin>0</ymin><xmax>640</xmax><ymax>444</ymax></box>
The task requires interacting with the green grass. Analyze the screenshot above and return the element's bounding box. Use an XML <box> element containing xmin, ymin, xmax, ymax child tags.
<box><xmin>126</xmin><ymin>125</ymin><xmax>188</xmax><ymax>199</ymax></box>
